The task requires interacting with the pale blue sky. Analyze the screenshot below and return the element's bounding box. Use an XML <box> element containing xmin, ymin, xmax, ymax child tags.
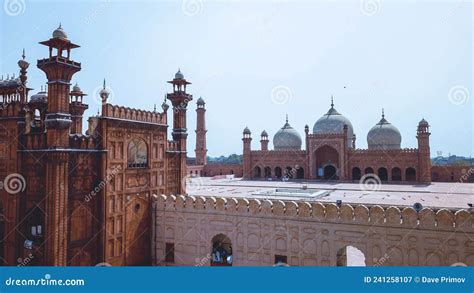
<box><xmin>1</xmin><ymin>0</ymin><xmax>472</xmax><ymax>157</ymax></box>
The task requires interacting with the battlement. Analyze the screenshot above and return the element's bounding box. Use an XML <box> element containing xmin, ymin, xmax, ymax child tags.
<box><xmin>250</xmin><ymin>149</ymin><xmax>306</xmax><ymax>155</ymax></box>
<box><xmin>153</xmin><ymin>194</ymin><xmax>473</xmax><ymax>232</ymax></box>
<box><xmin>103</xmin><ymin>104</ymin><xmax>166</xmax><ymax>125</ymax></box>
<box><xmin>350</xmin><ymin>148</ymin><xmax>419</xmax><ymax>154</ymax></box>
<box><xmin>69</xmin><ymin>134</ymin><xmax>98</xmax><ymax>149</ymax></box>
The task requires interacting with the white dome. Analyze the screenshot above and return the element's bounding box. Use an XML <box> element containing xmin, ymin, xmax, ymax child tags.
<box><xmin>52</xmin><ymin>24</ymin><xmax>68</xmax><ymax>39</ymax></box>
<box><xmin>273</xmin><ymin>117</ymin><xmax>302</xmax><ymax>151</ymax></box>
<box><xmin>313</xmin><ymin>100</ymin><xmax>354</xmax><ymax>148</ymax></box>
<box><xmin>367</xmin><ymin>111</ymin><xmax>401</xmax><ymax>150</ymax></box>
<box><xmin>175</xmin><ymin>69</ymin><xmax>184</xmax><ymax>79</ymax></box>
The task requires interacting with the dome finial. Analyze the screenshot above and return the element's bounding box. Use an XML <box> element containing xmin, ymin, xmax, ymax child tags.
<box><xmin>382</xmin><ymin>108</ymin><xmax>385</xmax><ymax>119</ymax></box>
<box><xmin>154</xmin><ymin>104</ymin><xmax>157</xmax><ymax>112</ymax></box>
<box><xmin>59</xmin><ymin>22</ymin><xmax>62</xmax><ymax>29</ymax></box>
<box><xmin>22</xmin><ymin>48</ymin><xmax>25</xmax><ymax>60</ymax></box>
<box><xmin>331</xmin><ymin>95</ymin><xmax>334</xmax><ymax>108</ymax></box>
<box><xmin>103</xmin><ymin>78</ymin><xmax>106</xmax><ymax>89</ymax></box>
<box><xmin>286</xmin><ymin>114</ymin><xmax>288</xmax><ymax>123</ymax></box>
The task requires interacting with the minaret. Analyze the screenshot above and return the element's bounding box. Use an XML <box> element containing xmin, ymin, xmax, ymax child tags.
<box><xmin>17</xmin><ymin>49</ymin><xmax>30</xmax><ymax>103</ymax></box>
<box><xmin>260</xmin><ymin>130</ymin><xmax>269</xmax><ymax>151</ymax></box>
<box><xmin>417</xmin><ymin>118</ymin><xmax>431</xmax><ymax>183</ymax></box>
<box><xmin>195</xmin><ymin>97</ymin><xmax>207</xmax><ymax>166</ymax></box>
<box><xmin>167</xmin><ymin>69</ymin><xmax>192</xmax><ymax>193</ymax></box>
<box><xmin>69</xmin><ymin>83</ymin><xmax>88</xmax><ymax>134</ymax></box>
<box><xmin>37</xmin><ymin>25</ymin><xmax>81</xmax><ymax>266</ymax></box>
<box><xmin>99</xmin><ymin>79</ymin><xmax>110</xmax><ymax>116</ymax></box>
<box><xmin>242</xmin><ymin>127</ymin><xmax>252</xmax><ymax>179</ymax></box>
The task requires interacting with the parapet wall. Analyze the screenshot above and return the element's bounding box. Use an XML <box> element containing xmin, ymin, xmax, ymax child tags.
<box><xmin>154</xmin><ymin>194</ymin><xmax>472</xmax><ymax>232</ymax></box>
<box><xmin>103</xmin><ymin>104</ymin><xmax>166</xmax><ymax>125</ymax></box>
<box><xmin>153</xmin><ymin>194</ymin><xmax>474</xmax><ymax>267</ymax></box>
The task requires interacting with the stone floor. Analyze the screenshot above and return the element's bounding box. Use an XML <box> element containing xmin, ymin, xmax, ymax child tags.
<box><xmin>186</xmin><ymin>177</ymin><xmax>474</xmax><ymax>210</ymax></box>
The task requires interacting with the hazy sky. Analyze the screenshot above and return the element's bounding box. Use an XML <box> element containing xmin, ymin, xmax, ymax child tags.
<box><xmin>1</xmin><ymin>0</ymin><xmax>472</xmax><ymax>157</ymax></box>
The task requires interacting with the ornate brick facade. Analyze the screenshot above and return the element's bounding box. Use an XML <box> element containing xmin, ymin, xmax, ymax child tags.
<box><xmin>0</xmin><ymin>26</ymin><xmax>189</xmax><ymax>266</ymax></box>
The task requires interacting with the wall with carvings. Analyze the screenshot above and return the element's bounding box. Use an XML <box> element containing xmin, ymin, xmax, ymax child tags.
<box><xmin>153</xmin><ymin>194</ymin><xmax>474</xmax><ymax>266</ymax></box>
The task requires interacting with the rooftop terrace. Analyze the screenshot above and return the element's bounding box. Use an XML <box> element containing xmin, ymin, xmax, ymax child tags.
<box><xmin>186</xmin><ymin>178</ymin><xmax>474</xmax><ymax>210</ymax></box>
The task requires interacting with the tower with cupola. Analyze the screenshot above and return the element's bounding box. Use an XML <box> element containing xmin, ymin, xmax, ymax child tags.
<box><xmin>167</xmin><ymin>70</ymin><xmax>192</xmax><ymax>193</ymax></box>
<box><xmin>37</xmin><ymin>25</ymin><xmax>81</xmax><ymax>265</ymax></box>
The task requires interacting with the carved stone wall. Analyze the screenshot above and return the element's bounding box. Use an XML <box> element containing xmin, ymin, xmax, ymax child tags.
<box><xmin>153</xmin><ymin>194</ymin><xmax>474</xmax><ymax>266</ymax></box>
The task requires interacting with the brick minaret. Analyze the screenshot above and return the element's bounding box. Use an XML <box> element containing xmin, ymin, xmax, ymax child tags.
<box><xmin>167</xmin><ymin>70</ymin><xmax>192</xmax><ymax>193</ymax></box>
<box><xmin>417</xmin><ymin>118</ymin><xmax>431</xmax><ymax>183</ymax></box>
<box><xmin>242</xmin><ymin>127</ymin><xmax>252</xmax><ymax>179</ymax></box>
<box><xmin>37</xmin><ymin>25</ymin><xmax>81</xmax><ymax>265</ymax></box>
<box><xmin>69</xmin><ymin>83</ymin><xmax>88</xmax><ymax>134</ymax></box>
<box><xmin>260</xmin><ymin>130</ymin><xmax>269</xmax><ymax>151</ymax></box>
<box><xmin>195</xmin><ymin>97</ymin><xmax>207</xmax><ymax>166</ymax></box>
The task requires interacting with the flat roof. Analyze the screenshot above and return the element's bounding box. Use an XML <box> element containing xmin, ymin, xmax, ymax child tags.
<box><xmin>186</xmin><ymin>178</ymin><xmax>474</xmax><ymax>210</ymax></box>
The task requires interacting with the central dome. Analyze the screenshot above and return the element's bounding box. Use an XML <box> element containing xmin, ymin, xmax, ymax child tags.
<box><xmin>367</xmin><ymin>110</ymin><xmax>401</xmax><ymax>150</ymax></box>
<box><xmin>273</xmin><ymin>116</ymin><xmax>302</xmax><ymax>151</ymax></box>
<box><xmin>312</xmin><ymin>99</ymin><xmax>354</xmax><ymax>148</ymax></box>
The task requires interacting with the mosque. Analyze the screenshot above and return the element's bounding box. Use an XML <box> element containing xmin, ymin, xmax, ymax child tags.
<box><xmin>242</xmin><ymin>98</ymin><xmax>432</xmax><ymax>183</ymax></box>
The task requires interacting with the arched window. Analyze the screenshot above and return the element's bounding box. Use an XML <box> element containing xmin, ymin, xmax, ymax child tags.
<box><xmin>378</xmin><ymin>167</ymin><xmax>388</xmax><ymax>181</ymax></box>
<box><xmin>128</xmin><ymin>138</ymin><xmax>148</xmax><ymax>168</ymax></box>
<box><xmin>285</xmin><ymin>167</ymin><xmax>293</xmax><ymax>179</ymax></box>
<box><xmin>405</xmin><ymin>168</ymin><xmax>416</xmax><ymax>181</ymax></box>
<box><xmin>352</xmin><ymin>167</ymin><xmax>361</xmax><ymax>181</ymax></box>
<box><xmin>364</xmin><ymin>167</ymin><xmax>374</xmax><ymax>175</ymax></box>
<box><xmin>211</xmin><ymin>234</ymin><xmax>232</xmax><ymax>266</ymax></box>
<box><xmin>392</xmin><ymin>168</ymin><xmax>402</xmax><ymax>181</ymax></box>
<box><xmin>253</xmin><ymin>166</ymin><xmax>261</xmax><ymax>178</ymax></box>
<box><xmin>274</xmin><ymin>167</ymin><xmax>282</xmax><ymax>178</ymax></box>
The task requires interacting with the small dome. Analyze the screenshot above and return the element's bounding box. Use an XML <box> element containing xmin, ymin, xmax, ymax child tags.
<box><xmin>30</xmin><ymin>88</ymin><xmax>48</xmax><ymax>103</ymax></box>
<box><xmin>72</xmin><ymin>83</ymin><xmax>81</xmax><ymax>92</ymax></box>
<box><xmin>313</xmin><ymin>99</ymin><xmax>354</xmax><ymax>148</ymax></box>
<box><xmin>197</xmin><ymin>97</ymin><xmax>205</xmax><ymax>105</ymax></box>
<box><xmin>418</xmin><ymin>118</ymin><xmax>429</xmax><ymax>127</ymax></box>
<box><xmin>175</xmin><ymin>69</ymin><xmax>184</xmax><ymax>79</ymax></box>
<box><xmin>243</xmin><ymin>126</ymin><xmax>251</xmax><ymax>135</ymax></box>
<box><xmin>261</xmin><ymin>130</ymin><xmax>268</xmax><ymax>137</ymax></box>
<box><xmin>52</xmin><ymin>24</ymin><xmax>68</xmax><ymax>39</ymax></box>
<box><xmin>161</xmin><ymin>101</ymin><xmax>169</xmax><ymax>111</ymax></box>
<box><xmin>273</xmin><ymin>117</ymin><xmax>302</xmax><ymax>151</ymax></box>
<box><xmin>367</xmin><ymin>110</ymin><xmax>401</xmax><ymax>150</ymax></box>
<box><xmin>99</xmin><ymin>79</ymin><xmax>110</xmax><ymax>96</ymax></box>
